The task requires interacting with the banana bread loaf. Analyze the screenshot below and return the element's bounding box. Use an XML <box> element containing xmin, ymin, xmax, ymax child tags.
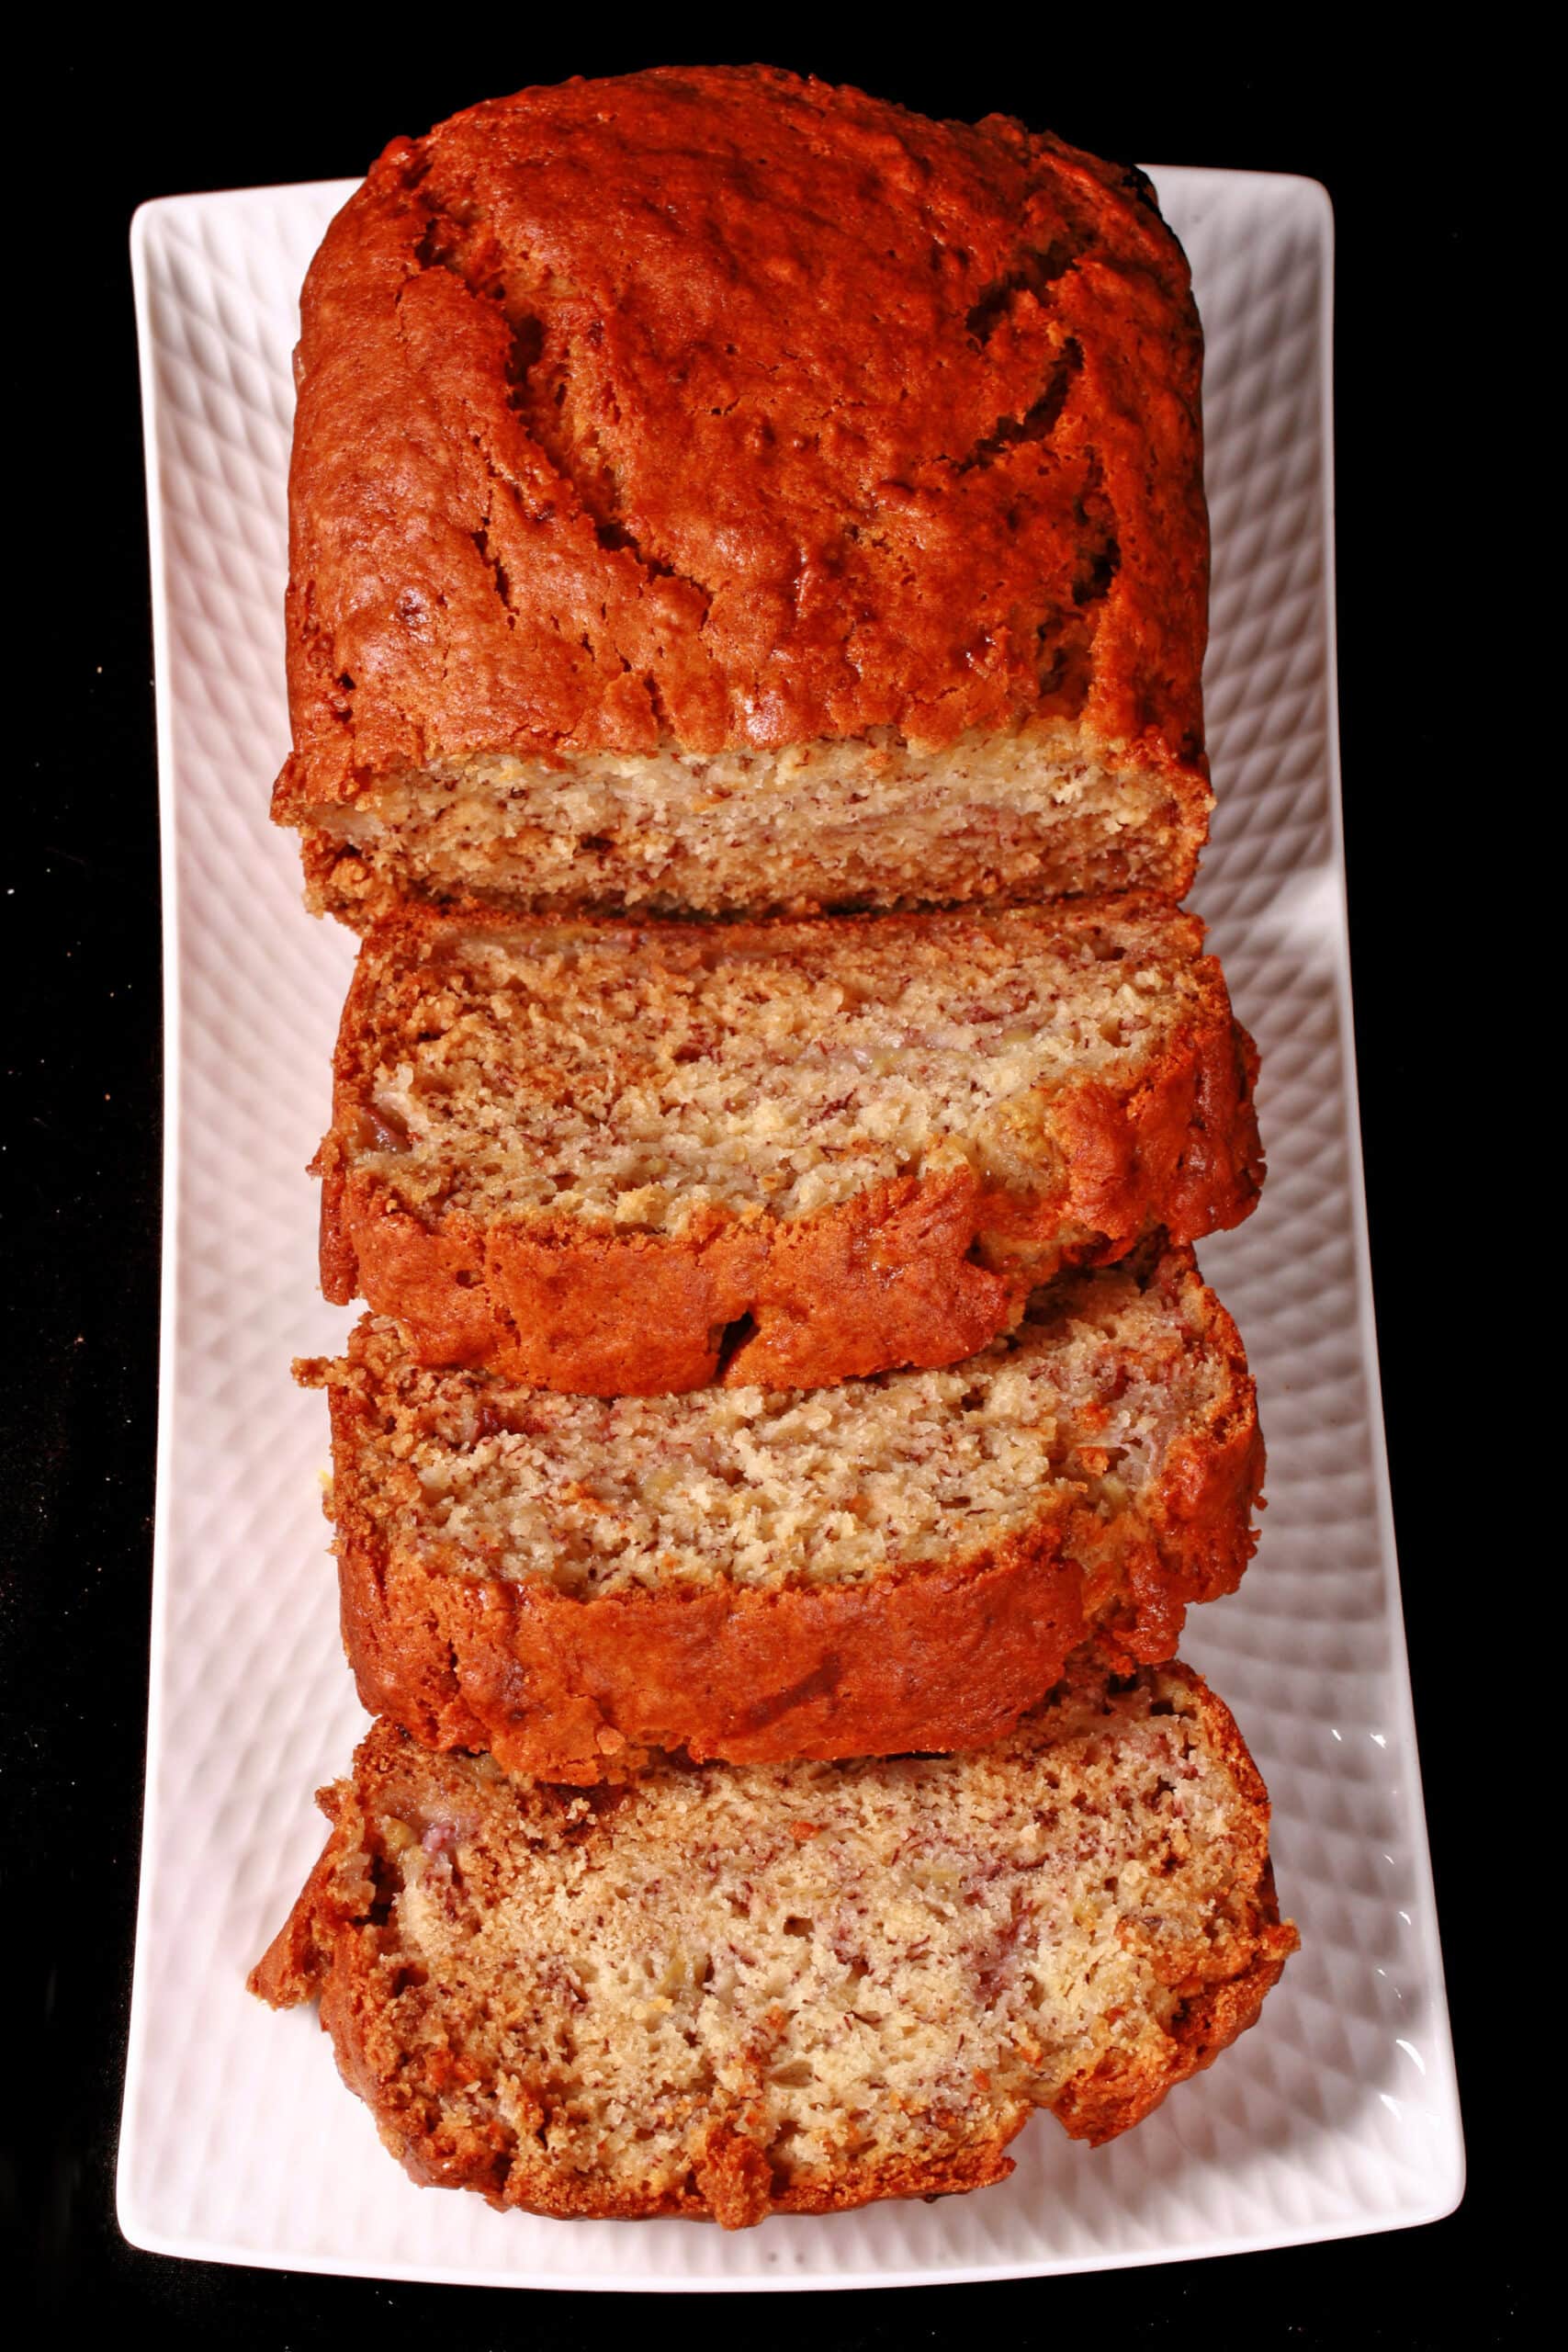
<box><xmin>250</xmin><ymin>1663</ymin><xmax>1295</xmax><ymax>2226</ymax></box>
<box><xmin>318</xmin><ymin>899</ymin><xmax>1261</xmax><ymax>1395</ymax></box>
<box><xmin>304</xmin><ymin>1245</ymin><xmax>1261</xmax><ymax>1779</ymax></box>
<box><xmin>272</xmin><ymin>65</ymin><xmax>1212</xmax><ymax>924</ymax></box>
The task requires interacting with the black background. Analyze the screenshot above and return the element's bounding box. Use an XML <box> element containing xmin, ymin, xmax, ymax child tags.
<box><xmin>11</xmin><ymin>29</ymin><xmax>1525</xmax><ymax>2344</ymax></box>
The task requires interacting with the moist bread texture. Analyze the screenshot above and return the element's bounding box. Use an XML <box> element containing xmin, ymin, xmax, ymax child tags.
<box><xmin>273</xmin><ymin>64</ymin><xmax>1212</xmax><ymax>922</ymax></box>
<box><xmin>318</xmin><ymin>899</ymin><xmax>1261</xmax><ymax>1395</ymax></box>
<box><xmin>251</xmin><ymin>1665</ymin><xmax>1295</xmax><ymax>2226</ymax></box>
<box><xmin>304</xmin><ymin>1246</ymin><xmax>1262</xmax><ymax>1778</ymax></box>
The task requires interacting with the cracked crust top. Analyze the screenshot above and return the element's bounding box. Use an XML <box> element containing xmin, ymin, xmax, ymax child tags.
<box><xmin>272</xmin><ymin>63</ymin><xmax>1209</xmax><ymax>817</ymax></box>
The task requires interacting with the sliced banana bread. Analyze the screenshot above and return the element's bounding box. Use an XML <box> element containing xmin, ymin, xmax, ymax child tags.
<box><xmin>304</xmin><ymin>1244</ymin><xmax>1261</xmax><ymax>1779</ymax></box>
<box><xmin>274</xmin><ymin>67</ymin><xmax>1212</xmax><ymax>927</ymax></box>
<box><xmin>317</xmin><ymin>899</ymin><xmax>1261</xmax><ymax>1395</ymax></box>
<box><xmin>251</xmin><ymin>1662</ymin><xmax>1295</xmax><ymax>2227</ymax></box>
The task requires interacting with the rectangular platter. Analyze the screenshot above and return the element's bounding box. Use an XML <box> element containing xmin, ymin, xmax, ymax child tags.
<box><xmin>118</xmin><ymin>165</ymin><xmax>1463</xmax><ymax>2288</ymax></box>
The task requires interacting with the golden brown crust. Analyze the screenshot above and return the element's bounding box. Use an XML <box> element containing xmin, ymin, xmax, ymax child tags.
<box><xmin>273</xmin><ymin>66</ymin><xmax>1208</xmax><ymax>882</ymax></box>
<box><xmin>326</xmin><ymin>1164</ymin><xmax>1021</xmax><ymax>1396</ymax></box>
<box><xmin>319</xmin><ymin>903</ymin><xmax>1261</xmax><ymax>1395</ymax></box>
<box><xmin>1043</xmin><ymin>1681</ymin><xmax>1297</xmax><ymax>2147</ymax></box>
<box><xmin>321</xmin><ymin>1250</ymin><xmax>1263</xmax><ymax>1778</ymax></box>
<box><xmin>249</xmin><ymin>1671</ymin><xmax>1294</xmax><ymax>2223</ymax></box>
<box><xmin>248</xmin><ymin>1784</ymin><xmax>365</xmax><ymax>2010</ymax></box>
<box><xmin>1051</xmin><ymin>1880</ymin><xmax>1296</xmax><ymax>2145</ymax></box>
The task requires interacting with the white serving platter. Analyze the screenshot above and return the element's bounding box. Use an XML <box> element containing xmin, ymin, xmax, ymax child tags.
<box><xmin>120</xmin><ymin>164</ymin><xmax>1463</xmax><ymax>2288</ymax></box>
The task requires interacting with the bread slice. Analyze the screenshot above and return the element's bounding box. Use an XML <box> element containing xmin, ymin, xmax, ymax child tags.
<box><xmin>304</xmin><ymin>1244</ymin><xmax>1261</xmax><ymax>1780</ymax></box>
<box><xmin>317</xmin><ymin>899</ymin><xmax>1261</xmax><ymax>1396</ymax></box>
<box><xmin>250</xmin><ymin>1663</ymin><xmax>1295</xmax><ymax>2227</ymax></box>
<box><xmin>272</xmin><ymin>67</ymin><xmax>1212</xmax><ymax>926</ymax></box>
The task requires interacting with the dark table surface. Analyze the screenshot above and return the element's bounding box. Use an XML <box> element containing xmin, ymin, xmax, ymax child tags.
<box><xmin>11</xmin><ymin>32</ymin><xmax>1525</xmax><ymax>2344</ymax></box>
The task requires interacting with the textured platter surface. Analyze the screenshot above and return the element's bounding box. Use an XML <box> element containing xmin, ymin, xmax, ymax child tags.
<box><xmin>122</xmin><ymin>166</ymin><xmax>1462</xmax><ymax>2287</ymax></box>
